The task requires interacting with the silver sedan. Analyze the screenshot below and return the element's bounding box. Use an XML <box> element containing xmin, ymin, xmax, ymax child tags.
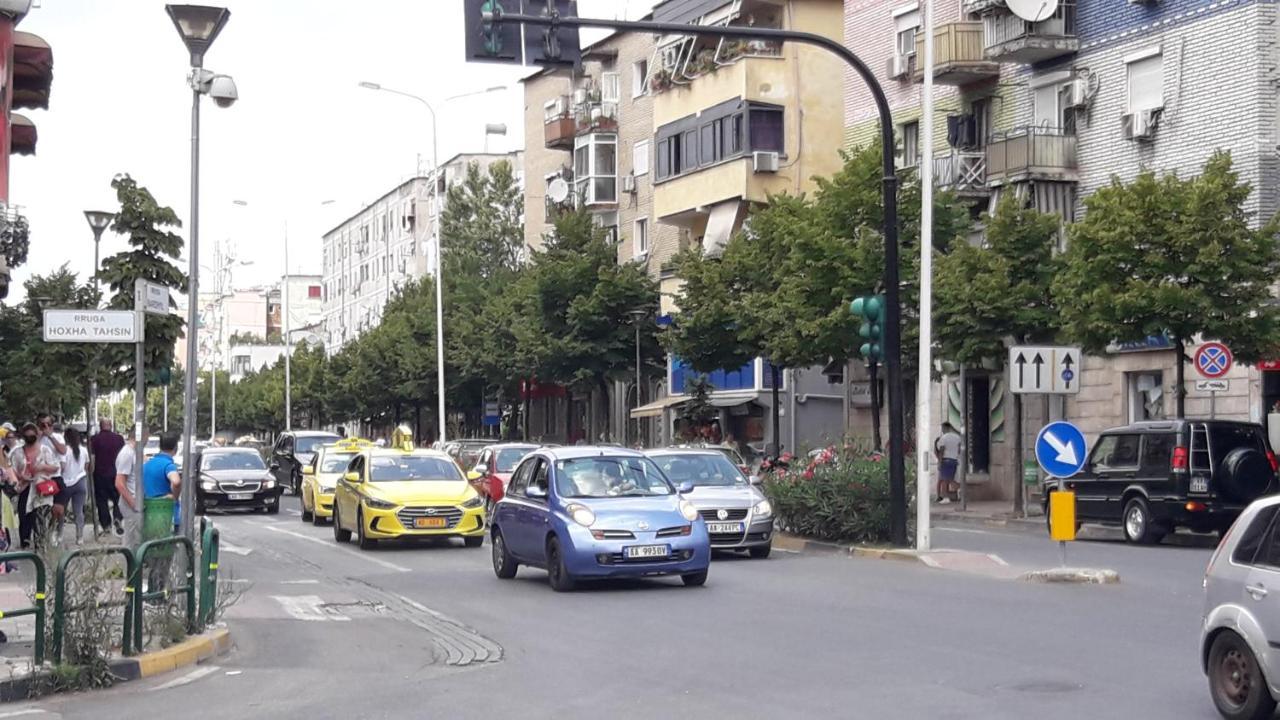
<box><xmin>645</xmin><ymin>448</ymin><xmax>774</xmax><ymax>558</ymax></box>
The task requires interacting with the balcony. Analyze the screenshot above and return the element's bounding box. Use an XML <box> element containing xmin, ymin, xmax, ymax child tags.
<box><xmin>978</xmin><ymin>0</ymin><xmax>1077</xmax><ymax>64</ymax></box>
<box><xmin>933</xmin><ymin>150</ymin><xmax>988</xmax><ymax>196</ymax></box>
<box><xmin>574</xmin><ymin>100</ymin><xmax>618</xmax><ymax>135</ymax></box>
<box><xmin>912</xmin><ymin>22</ymin><xmax>999</xmax><ymax>86</ymax></box>
<box><xmin>985</xmin><ymin>127</ymin><xmax>1078</xmax><ymax>186</ymax></box>
<box><xmin>544</xmin><ymin>96</ymin><xmax>575</xmax><ymax>151</ymax></box>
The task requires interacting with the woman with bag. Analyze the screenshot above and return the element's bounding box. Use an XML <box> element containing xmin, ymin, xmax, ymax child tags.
<box><xmin>11</xmin><ymin>422</ymin><xmax>59</xmax><ymax>550</ymax></box>
<box><xmin>55</xmin><ymin>428</ymin><xmax>88</xmax><ymax>545</ymax></box>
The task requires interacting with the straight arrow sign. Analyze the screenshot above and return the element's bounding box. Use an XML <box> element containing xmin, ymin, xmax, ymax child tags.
<box><xmin>1015</xmin><ymin>352</ymin><xmax>1027</xmax><ymax>390</ymax></box>
<box><xmin>1010</xmin><ymin>346</ymin><xmax>1083</xmax><ymax>395</ymax></box>
<box><xmin>1033</xmin><ymin>353</ymin><xmax>1044</xmax><ymax>389</ymax></box>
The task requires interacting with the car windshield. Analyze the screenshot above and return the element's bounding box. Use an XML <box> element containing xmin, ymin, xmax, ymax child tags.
<box><xmin>203</xmin><ymin>452</ymin><xmax>266</xmax><ymax>471</ymax></box>
<box><xmin>296</xmin><ymin>436</ymin><xmax>337</xmax><ymax>455</ymax></box>
<box><xmin>555</xmin><ymin>457</ymin><xmax>673</xmax><ymax>498</ymax></box>
<box><xmin>144</xmin><ymin>438</ymin><xmax>159</xmax><ymax>451</ymax></box>
<box><xmin>710</xmin><ymin>447</ymin><xmax>746</xmax><ymax>466</ymax></box>
<box><xmin>650</xmin><ymin>453</ymin><xmax>746</xmax><ymax>487</ymax></box>
<box><xmin>320</xmin><ymin>452</ymin><xmax>355</xmax><ymax>473</ymax></box>
<box><xmin>494</xmin><ymin>448</ymin><xmax>534</xmax><ymax>473</ymax></box>
<box><xmin>369</xmin><ymin>456</ymin><xmax>463</xmax><ymax>482</ymax></box>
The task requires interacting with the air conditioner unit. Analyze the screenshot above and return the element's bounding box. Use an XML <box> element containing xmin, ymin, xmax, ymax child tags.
<box><xmin>572</xmin><ymin>88</ymin><xmax>588</xmax><ymax>106</ymax></box>
<box><xmin>1122</xmin><ymin>109</ymin><xmax>1158</xmax><ymax>141</ymax></box>
<box><xmin>622</xmin><ymin>174</ymin><xmax>636</xmax><ymax>193</ymax></box>
<box><xmin>544</xmin><ymin>96</ymin><xmax>568</xmax><ymax>121</ymax></box>
<box><xmin>887</xmin><ymin>53</ymin><xmax>910</xmax><ymax>79</ymax></box>
<box><xmin>1065</xmin><ymin>78</ymin><xmax>1091</xmax><ymax>108</ymax></box>
<box><xmin>753</xmin><ymin>151</ymin><xmax>780</xmax><ymax>173</ymax></box>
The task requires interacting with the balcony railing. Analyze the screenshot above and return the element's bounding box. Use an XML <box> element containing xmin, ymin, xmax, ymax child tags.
<box><xmin>985</xmin><ymin>126</ymin><xmax>1078</xmax><ymax>185</ymax></box>
<box><xmin>913</xmin><ymin>22</ymin><xmax>999</xmax><ymax>85</ymax></box>
<box><xmin>933</xmin><ymin>150</ymin><xmax>988</xmax><ymax>194</ymax></box>
<box><xmin>982</xmin><ymin>0</ymin><xmax>1077</xmax><ymax>64</ymax></box>
<box><xmin>544</xmin><ymin>101</ymin><xmax>575</xmax><ymax>151</ymax></box>
<box><xmin>574</xmin><ymin>101</ymin><xmax>618</xmax><ymax>134</ymax></box>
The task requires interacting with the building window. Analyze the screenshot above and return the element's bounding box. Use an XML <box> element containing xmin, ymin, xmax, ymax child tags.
<box><xmin>894</xmin><ymin>7</ymin><xmax>920</xmax><ymax>59</ymax></box>
<box><xmin>748</xmin><ymin>104</ymin><xmax>784</xmax><ymax>153</ymax></box>
<box><xmin>634</xmin><ymin>218</ymin><xmax>649</xmax><ymax>257</ymax></box>
<box><xmin>1033</xmin><ymin>79</ymin><xmax>1074</xmax><ymax>134</ymax></box>
<box><xmin>1126</xmin><ymin>50</ymin><xmax>1163</xmax><ymax>113</ymax></box>
<box><xmin>633</xmin><ymin>139</ymin><xmax>651</xmax><ymax>177</ymax></box>
<box><xmin>1127</xmin><ymin>371</ymin><xmax>1165</xmax><ymax>422</ymax></box>
<box><xmin>972</xmin><ymin>98</ymin><xmax>991</xmax><ymax>148</ymax></box>
<box><xmin>901</xmin><ymin>121</ymin><xmax>919</xmax><ymax>167</ymax></box>
<box><xmin>601</xmin><ymin>71</ymin><xmax>621</xmax><ymax>104</ymax></box>
<box><xmin>655</xmin><ymin>100</ymin><xmax>786</xmax><ymax>182</ymax></box>
<box><xmin>574</xmin><ymin>132</ymin><xmax>618</xmax><ymax>205</ymax></box>
<box><xmin>594</xmin><ymin>212</ymin><xmax>619</xmax><ymax>245</ymax></box>
<box><xmin>632</xmin><ymin>59</ymin><xmax>648</xmax><ymax>99</ymax></box>
<box><xmin>308</xmin><ymin>285</ymin><xmax>321</xmax><ymax>299</ymax></box>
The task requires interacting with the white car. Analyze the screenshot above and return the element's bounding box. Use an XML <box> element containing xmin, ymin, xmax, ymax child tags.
<box><xmin>645</xmin><ymin>448</ymin><xmax>773</xmax><ymax>559</ymax></box>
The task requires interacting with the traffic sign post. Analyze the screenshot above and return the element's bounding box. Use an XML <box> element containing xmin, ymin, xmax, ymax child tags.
<box><xmin>1037</xmin><ymin>421</ymin><xmax>1087</xmax><ymax>567</ymax></box>
<box><xmin>1009</xmin><ymin>346</ymin><xmax>1082</xmax><ymax>394</ymax></box>
<box><xmin>1194</xmin><ymin>342</ymin><xmax>1233</xmax><ymax>419</ymax></box>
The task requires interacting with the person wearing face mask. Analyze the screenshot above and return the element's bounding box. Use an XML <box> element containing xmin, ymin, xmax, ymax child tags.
<box><xmin>10</xmin><ymin>422</ymin><xmax>59</xmax><ymax>550</ymax></box>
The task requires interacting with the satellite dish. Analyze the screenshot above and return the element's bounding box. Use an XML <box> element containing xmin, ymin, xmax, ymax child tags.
<box><xmin>547</xmin><ymin>177</ymin><xmax>570</xmax><ymax>204</ymax></box>
<box><xmin>1006</xmin><ymin>0</ymin><xmax>1057</xmax><ymax>23</ymax></box>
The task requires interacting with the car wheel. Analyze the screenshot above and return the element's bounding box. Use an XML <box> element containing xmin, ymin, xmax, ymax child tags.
<box><xmin>333</xmin><ymin>506</ymin><xmax>351</xmax><ymax>543</ymax></box>
<box><xmin>356</xmin><ymin>508</ymin><xmax>377</xmax><ymax>550</ymax></box>
<box><xmin>492</xmin><ymin>531</ymin><xmax>517</xmax><ymax>579</ymax></box>
<box><xmin>195</xmin><ymin>502</ymin><xmax>206</xmax><ymax>516</ymax></box>
<box><xmin>749</xmin><ymin>544</ymin><xmax>772</xmax><ymax>559</ymax></box>
<box><xmin>682</xmin><ymin>570</ymin><xmax>709</xmax><ymax>587</ymax></box>
<box><xmin>1209</xmin><ymin>631</ymin><xmax>1278</xmax><ymax>720</ymax></box>
<box><xmin>301</xmin><ymin>490</ymin><xmax>313</xmax><ymax>522</ymax></box>
<box><xmin>464</xmin><ymin>536</ymin><xmax>484</xmax><ymax>548</ymax></box>
<box><xmin>267</xmin><ymin>503</ymin><xmax>280</xmax><ymax>515</ymax></box>
<box><xmin>1122</xmin><ymin>496</ymin><xmax>1164</xmax><ymax>544</ymax></box>
<box><xmin>546</xmin><ymin>536</ymin><xmax>575</xmax><ymax>592</ymax></box>
<box><xmin>312</xmin><ymin>508</ymin><xmax>326</xmax><ymax>527</ymax></box>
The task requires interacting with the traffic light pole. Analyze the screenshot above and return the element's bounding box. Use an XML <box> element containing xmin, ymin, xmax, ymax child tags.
<box><xmin>486</xmin><ymin>7</ymin><xmax>908</xmax><ymax>545</ymax></box>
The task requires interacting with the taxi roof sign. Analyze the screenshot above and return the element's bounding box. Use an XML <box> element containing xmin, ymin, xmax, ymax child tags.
<box><xmin>329</xmin><ymin>438</ymin><xmax>375</xmax><ymax>452</ymax></box>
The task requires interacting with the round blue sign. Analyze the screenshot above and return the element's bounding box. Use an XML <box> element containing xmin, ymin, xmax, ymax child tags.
<box><xmin>1035</xmin><ymin>421</ymin><xmax>1088</xmax><ymax>479</ymax></box>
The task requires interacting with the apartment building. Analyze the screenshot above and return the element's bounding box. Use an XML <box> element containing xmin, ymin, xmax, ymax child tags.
<box><xmin>843</xmin><ymin>0</ymin><xmax>1280</xmax><ymax>500</ymax></box>
<box><xmin>321</xmin><ymin>151</ymin><xmax>523</xmax><ymax>352</ymax></box>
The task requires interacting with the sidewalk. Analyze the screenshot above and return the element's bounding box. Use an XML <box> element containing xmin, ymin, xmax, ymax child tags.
<box><xmin>930</xmin><ymin>499</ymin><xmax>1044</xmax><ymax>531</ymax></box>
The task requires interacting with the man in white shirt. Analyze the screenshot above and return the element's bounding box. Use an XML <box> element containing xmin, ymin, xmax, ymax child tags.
<box><xmin>115</xmin><ymin>438</ymin><xmax>141</xmax><ymax>550</ymax></box>
<box><xmin>934</xmin><ymin>422</ymin><xmax>963</xmax><ymax>504</ymax></box>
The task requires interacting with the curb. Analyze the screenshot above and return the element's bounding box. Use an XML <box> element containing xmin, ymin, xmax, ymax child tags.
<box><xmin>933</xmin><ymin>512</ymin><xmax>1220</xmax><ymax>549</ymax></box>
<box><xmin>1019</xmin><ymin>567</ymin><xmax>1121</xmax><ymax>584</ymax></box>
<box><xmin>0</xmin><ymin>627</ymin><xmax>232</xmax><ymax>702</ymax></box>
<box><xmin>773</xmin><ymin>534</ymin><xmax>938</xmax><ymax>565</ymax></box>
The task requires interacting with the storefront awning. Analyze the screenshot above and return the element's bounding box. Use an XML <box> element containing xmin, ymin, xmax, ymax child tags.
<box><xmin>707</xmin><ymin>391</ymin><xmax>759</xmax><ymax>408</ymax></box>
<box><xmin>12</xmin><ymin>31</ymin><xmax>52</xmax><ymax>111</ymax></box>
<box><xmin>630</xmin><ymin>395</ymin><xmax>687</xmax><ymax>419</ymax></box>
<box><xmin>703</xmin><ymin>199</ymin><xmax>741</xmax><ymax>257</ymax></box>
<box><xmin>11</xmin><ymin>114</ymin><xmax>36</xmax><ymax>156</ymax></box>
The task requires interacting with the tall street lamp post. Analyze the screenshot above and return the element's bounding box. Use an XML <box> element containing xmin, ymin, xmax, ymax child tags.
<box><xmin>627</xmin><ymin>309</ymin><xmax>646</xmax><ymax>447</ymax></box>
<box><xmin>165</xmin><ymin>3</ymin><xmax>234</xmax><ymax>540</ymax></box>
<box><xmin>84</xmin><ymin>210</ymin><xmax>113</xmax><ymax>432</ymax></box>
<box><xmin>355</xmin><ymin>82</ymin><xmax>505</xmax><ymax>444</ymax></box>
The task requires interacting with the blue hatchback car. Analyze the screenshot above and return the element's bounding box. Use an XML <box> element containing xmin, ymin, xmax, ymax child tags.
<box><xmin>490</xmin><ymin>446</ymin><xmax>712</xmax><ymax>591</ymax></box>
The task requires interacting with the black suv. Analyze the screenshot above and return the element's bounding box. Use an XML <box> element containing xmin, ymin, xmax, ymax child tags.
<box><xmin>1044</xmin><ymin>420</ymin><xmax>1277</xmax><ymax>544</ymax></box>
<box><xmin>270</xmin><ymin>430</ymin><xmax>340</xmax><ymax>496</ymax></box>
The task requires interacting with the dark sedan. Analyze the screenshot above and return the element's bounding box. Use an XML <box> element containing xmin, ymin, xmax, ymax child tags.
<box><xmin>196</xmin><ymin>447</ymin><xmax>282</xmax><ymax>514</ymax></box>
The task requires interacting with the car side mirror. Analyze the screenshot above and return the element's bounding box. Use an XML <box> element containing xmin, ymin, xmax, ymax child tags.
<box><xmin>525</xmin><ymin>485</ymin><xmax>547</xmax><ymax>500</ymax></box>
<box><xmin>269</xmin><ymin>462</ymin><xmax>280</xmax><ymax>471</ymax></box>
<box><xmin>474</xmin><ymin>464</ymin><xmax>489</xmax><ymax>476</ymax></box>
<box><xmin>677</xmin><ymin>480</ymin><xmax>695</xmax><ymax>494</ymax></box>
<box><xmin>749</xmin><ymin>475</ymin><xmax>762</xmax><ymax>486</ymax></box>
<box><xmin>302</xmin><ymin>466</ymin><xmax>314</xmax><ymax>476</ymax></box>
<box><xmin>343</xmin><ymin>471</ymin><xmax>360</xmax><ymax>483</ymax></box>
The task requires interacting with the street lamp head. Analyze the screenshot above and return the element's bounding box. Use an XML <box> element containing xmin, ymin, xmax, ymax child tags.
<box><xmin>83</xmin><ymin>210</ymin><xmax>113</xmax><ymax>233</ymax></box>
<box><xmin>358</xmin><ymin>81</ymin><xmax>382</xmax><ymax>91</ymax></box>
<box><xmin>484</xmin><ymin>123</ymin><xmax>508</xmax><ymax>136</ymax></box>
<box><xmin>164</xmin><ymin>4</ymin><xmax>231</xmax><ymax>67</ymax></box>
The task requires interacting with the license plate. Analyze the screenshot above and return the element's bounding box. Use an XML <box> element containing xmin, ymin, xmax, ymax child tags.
<box><xmin>414</xmin><ymin>517</ymin><xmax>447</xmax><ymax>529</ymax></box>
<box><xmin>624</xmin><ymin>544</ymin><xmax>669</xmax><ymax>559</ymax></box>
<box><xmin>707</xmin><ymin>522</ymin><xmax>744</xmax><ymax>534</ymax></box>
<box><xmin>228</xmin><ymin>492</ymin><xmax>252</xmax><ymax>501</ymax></box>
<box><xmin>1190</xmin><ymin>477</ymin><xmax>1209</xmax><ymax>493</ymax></box>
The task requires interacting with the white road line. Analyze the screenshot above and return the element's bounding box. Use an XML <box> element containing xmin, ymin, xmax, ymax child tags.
<box><xmin>220</xmin><ymin>542</ymin><xmax>253</xmax><ymax>556</ymax></box>
<box><xmin>287</xmin><ymin>509</ymin><xmax>302</xmax><ymax>516</ymax></box>
<box><xmin>151</xmin><ymin>665</ymin><xmax>220</xmax><ymax>691</ymax></box>
<box><xmin>254</xmin><ymin>523</ymin><xmax>411</xmax><ymax>573</ymax></box>
<box><xmin>281</xmin><ymin>579</ymin><xmax>320</xmax><ymax>585</ymax></box>
<box><xmin>0</xmin><ymin>709</ymin><xmax>47</xmax><ymax>718</ymax></box>
<box><xmin>271</xmin><ymin>595</ymin><xmax>350</xmax><ymax>622</ymax></box>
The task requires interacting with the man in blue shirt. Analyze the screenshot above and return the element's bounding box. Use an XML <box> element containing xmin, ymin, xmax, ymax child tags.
<box><xmin>140</xmin><ymin>433</ymin><xmax>182</xmax><ymax>595</ymax></box>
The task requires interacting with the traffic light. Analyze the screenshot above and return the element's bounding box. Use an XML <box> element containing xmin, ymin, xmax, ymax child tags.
<box><xmin>850</xmin><ymin>294</ymin><xmax>884</xmax><ymax>361</ymax></box>
<box><xmin>523</xmin><ymin>0</ymin><xmax>581</xmax><ymax>68</ymax></box>
<box><xmin>464</xmin><ymin>0</ymin><xmax>523</xmax><ymax>64</ymax></box>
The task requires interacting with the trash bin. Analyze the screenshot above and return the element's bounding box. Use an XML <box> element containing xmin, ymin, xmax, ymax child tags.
<box><xmin>143</xmin><ymin>497</ymin><xmax>175</xmax><ymax>557</ymax></box>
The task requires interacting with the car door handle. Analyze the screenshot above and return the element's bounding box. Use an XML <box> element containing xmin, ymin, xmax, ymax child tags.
<box><xmin>1247</xmin><ymin>583</ymin><xmax>1269</xmax><ymax>599</ymax></box>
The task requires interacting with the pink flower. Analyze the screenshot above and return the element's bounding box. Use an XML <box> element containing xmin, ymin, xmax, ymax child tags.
<box><xmin>803</xmin><ymin>470</ymin><xmax>814</xmax><ymax>480</ymax></box>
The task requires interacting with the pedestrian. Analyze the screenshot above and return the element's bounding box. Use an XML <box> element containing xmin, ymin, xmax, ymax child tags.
<box><xmin>11</xmin><ymin>422</ymin><xmax>58</xmax><ymax>550</ymax></box>
<box><xmin>88</xmin><ymin>418</ymin><xmax>125</xmax><ymax>537</ymax></box>
<box><xmin>55</xmin><ymin>428</ymin><xmax>88</xmax><ymax>546</ymax></box>
<box><xmin>115</xmin><ymin>436</ymin><xmax>140</xmax><ymax>550</ymax></box>
<box><xmin>140</xmin><ymin>433</ymin><xmax>181</xmax><ymax>593</ymax></box>
<box><xmin>934</xmin><ymin>421</ymin><xmax>962</xmax><ymax>504</ymax></box>
<box><xmin>35</xmin><ymin>415</ymin><xmax>66</xmax><ymax>536</ymax></box>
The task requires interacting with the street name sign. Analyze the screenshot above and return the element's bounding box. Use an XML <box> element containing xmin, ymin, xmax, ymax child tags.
<box><xmin>1009</xmin><ymin>346</ymin><xmax>1082</xmax><ymax>394</ymax></box>
<box><xmin>1194</xmin><ymin>342</ymin><xmax>1232</xmax><ymax>379</ymax></box>
<box><xmin>42</xmin><ymin>309</ymin><xmax>138</xmax><ymax>343</ymax></box>
<box><xmin>135</xmin><ymin>279</ymin><xmax>170</xmax><ymax>315</ymax></box>
<box><xmin>1196</xmin><ymin>379</ymin><xmax>1229</xmax><ymax>393</ymax></box>
<box><xmin>1035</xmin><ymin>421</ymin><xmax>1088</xmax><ymax>478</ymax></box>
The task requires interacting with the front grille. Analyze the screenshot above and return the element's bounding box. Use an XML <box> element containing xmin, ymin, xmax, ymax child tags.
<box><xmin>699</xmin><ymin>508</ymin><xmax>748</xmax><ymax>522</ymax></box>
<box><xmin>709</xmin><ymin>531</ymin><xmax>747</xmax><ymax>546</ymax></box>
<box><xmin>397</xmin><ymin>506</ymin><xmax>462</xmax><ymax>529</ymax></box>
<box><xmin>217</xmin><ymin>481</ymin><xmax>262</xmax><ymax>493</ymax></box>
<box><xmin>597</xmin><ymin>549</ymin><xmax>694</xmax><ymax>565</ymax></box>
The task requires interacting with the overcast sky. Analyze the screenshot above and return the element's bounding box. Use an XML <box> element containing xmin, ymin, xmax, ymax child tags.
<box><xmin>9</xmin><ymin>0</ymin><xmax>654</xmax><ymax>300</ymax></box>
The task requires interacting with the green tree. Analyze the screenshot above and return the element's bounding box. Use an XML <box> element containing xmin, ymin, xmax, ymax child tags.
<box><xmin>1054</xmin><ymin>152</ymin><xmax>1280</xmax><ymax>417</ymax></box>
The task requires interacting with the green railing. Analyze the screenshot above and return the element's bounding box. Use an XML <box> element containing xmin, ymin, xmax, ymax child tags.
<box><xmin>199</xmin><ymin>522</ymin><xmax>221</xmax><ymax>628</ymax></box>
<box><xmin>0</xmin><ymin>551</ymin><xmax>46</xmax><ymax>666</ymax></box>
<box><xmin>51</xmin><ymin>546</ymin><xmax>137</xmax><ymax>664</ymax></box>
<box><xmin>133</xmin><ymin>536</ymin><xmax>196</xmax><ymax>653</ymax></box>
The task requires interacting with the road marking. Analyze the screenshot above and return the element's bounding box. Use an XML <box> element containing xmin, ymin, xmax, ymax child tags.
<box><xmin>281</xmin><ymin>579</ymin><xmax>320</xmax><ymax>585</ymax></box>
<box><xmin>220</xmin><ymin>542</ymin><xmax>253</xmax><ymax>556</ymax></box>
<box><xmin>0</xmin><ymin>709</ymin><xmax>47</xmax><ymax>718</ymax></box>
<box><xmin>151</xmin><ymin>665</ymin><xmax>220</xmax><ymax>691</ymax></box>
<box><xmin>271</xmin><ymin>595</ymin><xmax>350</xmax><ymax>622</ymax></box>
<box><xmin>287</xmin><ymin>509</ymin><xmax>302</xmax><ymax>516</ymax></box>
<box><xmin>252</xmin><ymin>522</ymin><xmax>411</xmax><ymax>573</ymax></box>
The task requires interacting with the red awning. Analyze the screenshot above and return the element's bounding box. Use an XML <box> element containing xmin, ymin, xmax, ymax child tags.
<box><xmin>11</xmin><ymin>113</ymin><xmax>36</xmax><ymax>156</ymax></box>
<box><xmin>12</xmin><ymin>31</ymin><xmax>52</xmax><ymax>110</ymax></box>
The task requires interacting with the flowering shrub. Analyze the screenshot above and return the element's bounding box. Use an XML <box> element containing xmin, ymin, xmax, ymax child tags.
<box><xmin>761</xmin><ymin>443</ymin><xmax>913</xmax><ymax>544</ymax></box>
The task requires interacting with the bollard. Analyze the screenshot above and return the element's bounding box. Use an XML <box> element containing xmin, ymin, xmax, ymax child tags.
<box><xmin>199</xmin><ymin>523</ymin><xmax>220</xmax><ymax>628</ymax></box>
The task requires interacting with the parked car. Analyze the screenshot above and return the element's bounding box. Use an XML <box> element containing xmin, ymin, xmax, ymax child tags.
<box><xmin>1202</xmin><ymin>494</ymin><xmax>1280</xmax><ymax>719</ymax></box>
<box><xmin>467</xmin><ymin>443</ymin><xmax>539</xmax><ymax>510</ymax></box>
<box><xmin>270</xmin><ymin>430</ymin><xmax>341</xmax><ymax>496</ymax></box>
<box><xmin>674</xmin><ymin>443</ymin><xmax>752</xmax><ymax>476</ymax></box>
<box><xmin>489</xmin><ymin>446</ymin><xmax>711</xmax><ymax>591</ymax></box>
<box><xmin>1043</xmin><ymin>420</ymin><xmax>1277</xmax><ymax>544</ymax></box>
<box><xmin>195</xmin><ymin>446</ymin><xmax>281</xmax><ymax>514</ymax></box>
<box><xmin>332</xmin><ymin>447</ymin><xmax>486</xmax><ymax>550</ymax></box>
<box><xmin>646</xmin><ymin>448</ymin><xmax>774</xmax><ymax>558</ymax></box>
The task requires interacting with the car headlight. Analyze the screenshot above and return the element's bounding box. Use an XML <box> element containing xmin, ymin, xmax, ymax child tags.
<box><xmin>566</xmin><ymin>503</ymin><xmax>596</xmax><ymax>527</ymax></box>
<box><xmin>753</xmin><ymin>499</ymin><xmax>773</xmax><ymax>518</ymax></box>
<box><xmin>461</xmin><ymin>495</ymin><xmax>483</xmax><ymax>509</ymax></box>
<box><xmin>318</xmin><ymin>482</ymin><xmax>335</xmax><ymax>493</ymax></box>
<box><xmin>200</xmin><ymin>480</ymin><xmax>216</xmax><ymax>492</ymax></box>
<box><xmin>679</xmin><ymin>499</ymin><xmax>699</xmax><ymax>522</ymax></box>
<box><xmin>263</xmin><ymin>478</ymin><xmax>276</xmax><ymax>490</ymax></box>
<box><xmin>363</xmin><ymin>496</ymin><xmax>397</xmax><ymax>510</ymax></box>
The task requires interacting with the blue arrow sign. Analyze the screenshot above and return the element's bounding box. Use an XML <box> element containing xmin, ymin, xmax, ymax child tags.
<box><xmin>1035</xmin><ymin>421</ymin><xmax>1088</xmax><ymax>479</ymax></box>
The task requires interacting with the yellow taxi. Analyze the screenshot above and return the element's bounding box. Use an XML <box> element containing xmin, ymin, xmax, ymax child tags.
<box><xmin>300</xmin><ymin>438</ymin><xmax>373</xmax><ymax>526</ymax></box>
<box><xmin>332</xmin><ymin>447</ymin><xmax>486</xmax><ymax>550</ymax></box>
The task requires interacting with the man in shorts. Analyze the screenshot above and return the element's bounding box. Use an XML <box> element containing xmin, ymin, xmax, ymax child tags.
<box><xmin>934</xmin><ymin>422</ymin><xmax>962</xmax><ymax>504</ymax></box>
